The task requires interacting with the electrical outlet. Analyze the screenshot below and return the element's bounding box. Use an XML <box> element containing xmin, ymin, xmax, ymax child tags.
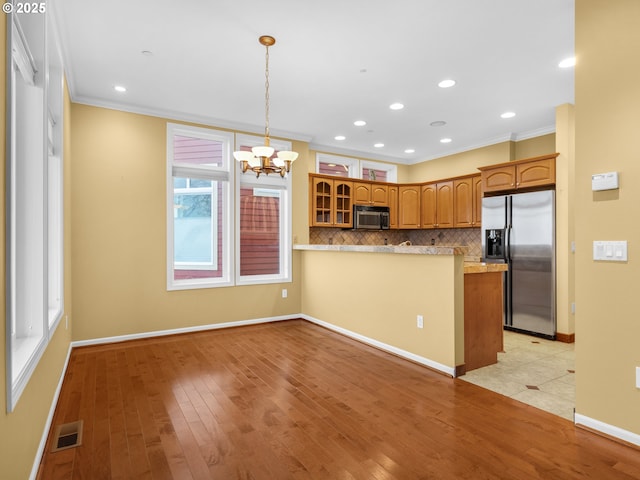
<box><xmin>571</xmin><ymin>303</ymin><xmax>575</xmax><ymax>314</ymax></box>
<box><xmin>417</xmin><ymin>315</ymin><xmax>424</xmax><ymax>329</ymax></box>
<box><xmin>282</xmin><ymin>289</ymin><xmax>287</xmax><ymax>298</ymax></box>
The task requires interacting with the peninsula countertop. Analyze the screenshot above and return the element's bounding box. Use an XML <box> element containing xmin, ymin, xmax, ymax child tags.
<box><xmin>293</xmin><ymin>244</ymin><xmax>467</xmax><ymax>256</ymax></box>
<box><xmin>294</xmin><ymin>244</ymin><xmax>508</xmax><ymax>274</ymax></box>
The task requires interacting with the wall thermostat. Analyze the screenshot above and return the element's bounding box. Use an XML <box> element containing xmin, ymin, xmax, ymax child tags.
<box><xmin>592</xmin><ymin>171</ymin><xmax>619</xmax><ymax>191</ymax></box>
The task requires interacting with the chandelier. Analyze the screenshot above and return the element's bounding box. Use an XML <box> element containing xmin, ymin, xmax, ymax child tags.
<box><xmin>233</xmin><ymin>35</ymin><xmax>298</xmax><ymax>177</ymax></box>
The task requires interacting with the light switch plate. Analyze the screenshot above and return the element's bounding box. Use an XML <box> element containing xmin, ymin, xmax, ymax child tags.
<box><xmin>593</xmin><ymin>241</ymin><xmax>628</xmax><ymax>262</ymax></box>
<box><xmin>636</xmin><ymin>367</ymin><xmax>640</xmax><ymax>389</ymax></box>
<box><xmin>592</xmin><ymin>171</ymin><xmax>619</xmax><ymax>191</ymax></box>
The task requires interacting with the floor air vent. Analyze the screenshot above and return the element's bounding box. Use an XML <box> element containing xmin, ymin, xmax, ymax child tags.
<box><xmin>51</xmin><ymin>420</ymin><xmax>83</xmax><ymax>452</ymax></box>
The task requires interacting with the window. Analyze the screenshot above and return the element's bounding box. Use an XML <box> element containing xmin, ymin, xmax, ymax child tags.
<box><xmin>6</xmin><ymin>12</ymin><xmax>65</xmax><ymax>412</ymax></box>
<box><xmin>167</xmin><ymin>124</ymin><xmax>233</xmax><ymax>289</ymax></box>
<box><xmin>166</xmin><ymin>128</ymin><xmax>293</xmax><ymax>289</ymax></box>
<box><xmin>315</xmin><ymin>153</ymin><xmax>398</xmax><ymax>183</ymax></box>
<box><xmin>316</xmin><ymin>153</ymin><xmax>358</xmax><ymax>177</ymax></box>
<box><xmin>360</xmin><ymin>160</ymin><xmax>397</xmax><ymax>183</ymax></box>
<box><xmin>235</xmin><ymin>134</ymin><xmax>292</xmax><ymax>284</ymax></box>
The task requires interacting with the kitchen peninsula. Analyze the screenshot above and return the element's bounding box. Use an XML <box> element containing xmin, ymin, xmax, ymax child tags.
<box><xmin>295</xmin><ymin>244</ymin><xmax>507</xmax><ymax>377</ymax></box>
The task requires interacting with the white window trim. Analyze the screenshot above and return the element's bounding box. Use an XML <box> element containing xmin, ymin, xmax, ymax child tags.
<box><xmin>166</xmin><ymin>123</ymin><xmax>234</xmax><ymax>290</ymax></box>
<box><xmin>359</xmin><ymin>160</ymin><xmax>398</xmax><ymax>183</ymax></box>
<box><xmin>235</xmin><ymin>133</ymin><xmax>292</xmax><ymax>285</ymax></box>
<box><xmin>6</xmin><ymin>12</ymin><xmax>65</xmax><ymax>413</ymax></box>
<box><xmin>315</xmin><ymin>153</ymin><xmax>358</xmax><ymax>178</ymax></box>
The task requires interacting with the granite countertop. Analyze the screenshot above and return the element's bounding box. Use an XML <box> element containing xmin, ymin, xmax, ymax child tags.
<box><xmin>293</xmin><ymin>244</ymin><xmax>467</xmax><ymax>256</ymax></box>
<box><xmin>463</xmin><ymin>262</ymin><xmax>509</xmax><ymax>274</ymax></box>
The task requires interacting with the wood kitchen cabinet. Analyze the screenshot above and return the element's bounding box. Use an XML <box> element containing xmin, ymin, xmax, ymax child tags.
<box><xmin>421</xmin><ymin>181</ymin><xmax>453</xmax><ymax>228</ymax></box>
<box><xmin>398</xmin><ymin>185</ymin><xmax>421</xmax><ymax>229</ymax></box>
<box><xmin>309</xmin><ymin>176</ymin><xmax>353</xmax><ymax>227</ymax></box>
<box><xmin>453</xmin><ymin>175</ymin><xmax>482</xmax><ymax>227</ymax></box>
<box><xmin>480</xmin><ymin>153</ymin><xmax>558</xmax><ymax>194</ymax></box>
<box><xmin>353</xmin><ymin>182</ymin><xmax>389</xmax><ymax>206</ymax></box>
<box><xmin>388</xmin><ymin>185</ymin><xmax>399</xmax><ymax>229</ymax></box>
<box><xmin>473</xmin><ymin>174</ymin><xmax>482</xmax><ymax>227</ymax></box>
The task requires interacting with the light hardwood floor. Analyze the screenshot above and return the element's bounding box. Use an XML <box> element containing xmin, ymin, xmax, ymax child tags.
<box><xmin>38</xmin><ymin>320</ymin><xmax>640</xmax><ymax>479</ymax></box>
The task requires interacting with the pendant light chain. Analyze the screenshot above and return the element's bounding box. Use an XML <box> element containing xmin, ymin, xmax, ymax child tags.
<box><xmin>233</xmin><ymin>35</ymin><xmax>298</xmax><ymax>177</ymax></box>
<box><xmin>264</xmin><ymin>43</ymin><xmax>270</xmax><ymax>145</ymax></box>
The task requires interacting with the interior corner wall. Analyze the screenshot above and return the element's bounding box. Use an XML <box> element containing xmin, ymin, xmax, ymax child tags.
<box><xmin>70</xmin><ymin>104</ymin><xmax>303</xmax><ymax>341</ymax></box>
<box><xmin>575</xmin><ymin>0</ymin><xmax>640</xmax><ymax>436</ymax></box>
<box><xmin>514</xmin><ymin>134</ymin><xmax>556</xmax><ymax>160</ymax></box>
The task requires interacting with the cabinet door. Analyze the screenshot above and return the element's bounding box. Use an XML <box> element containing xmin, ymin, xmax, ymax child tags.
<box><xmin>398</xmin><ymin>186</ymin><xmax>421</xmax><ymax>229</ymax></box>
<box><xmin>333</xmin><ymin>181</ymin><xmax>353</xmax><ymax>227</ymax></box>
<box><xmin>353</xmin><ymin>182</ymin><xmax>372</xmax><ymax>204</ymax></box>
<box><xmin>481</xmin><ymin>165</ymin><xmax>516</xmax><ymax>193</ymax></box>
<box><xmin>472</xmin><ymin>175</ymin><xmax>482</xmax><ymax>227</ymax></box>
<box><xmin>310</xmin><ymin>177</ymin><xmax>333</xmax><ymax>226</ymax></box>
<box><xmin>453</xmin><ymin>178</ymin><xmax>473</xmax><ymax>227</ymax></box>
<box><xmin>371</xmin><ymin>184</ymin><xmax>389</xmax><ymax>206</ymax></box>
<box><xmin>420</xmin><ymin>183</ymin><xmax>437</xmax><ymax>228</ymax></box>
<box><xmin>388</xmin><ymin>185</ymin><xmax>398</xmax><ymax>229</ymax></box>
<box><xmin>516</xmin><ymin>158</ymin><xmax>555</xmax><ymax>189</ymax></box>
<box><xmin>436</xmin><ymin>181</ymin><xmax>454</xmax><ymax>228</ymax></box>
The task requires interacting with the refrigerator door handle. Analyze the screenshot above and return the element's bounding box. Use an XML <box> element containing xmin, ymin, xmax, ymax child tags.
<box><xmin>505</xmin><ymin>224</ymin><xmax>511</xmax><ymax>261</ymax></box>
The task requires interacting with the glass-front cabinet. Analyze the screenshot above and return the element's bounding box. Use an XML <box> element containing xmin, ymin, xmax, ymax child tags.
<box><xmin>310</xmin><ymin>176</ymin><xmax>353</xmax><ymax>227</ymax></box>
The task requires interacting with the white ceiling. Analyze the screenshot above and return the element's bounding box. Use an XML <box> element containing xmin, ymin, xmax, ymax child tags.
<box><xmin>52</xmin><ymin>0</ymin><xmax>575</xmax><ymax>164</ymax></box>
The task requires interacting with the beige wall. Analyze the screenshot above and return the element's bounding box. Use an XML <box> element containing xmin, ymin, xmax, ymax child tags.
<box><xmin>70</xmin><ymin>105</ymin><xmax>304</xmax><ymax>341</ymax></box>
<box><xmin>575</xmin><ymin>0</ymin><xmax>640</xmax><ymax>435</ymax></box>
<box><xmin>515</xmin><ymin>134</ymin><xmax>556</xmax><ymax>160</ymax></box>
<box><xmin>300</xmin><ymin>250</ymin><xmax>465</xmax><ymax>369</ymax></box>
<box><xmin>555</xmin><ymin>105</ymin><xmax>576</xmax><ymax>337</ymax></box>
<box><xmin>0</xmin><ymin>16</ymin><xmax>74</xmax><ymax>478</ymax></box>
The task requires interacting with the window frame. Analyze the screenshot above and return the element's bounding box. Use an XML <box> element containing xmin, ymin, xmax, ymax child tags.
<box><xmin>235</xmin><ymin>133</ymin><xmax>292</xmax><ymax>285</ymax></box>
<box><xmin>315</xmin><ymin>153</ymin><xmax>398</xmax><ymax>183</ymax></box>
<box><xmin>6</xmin><ymin>12</ymin><xmax>65</xmax><ymax>413</ymax></box>
<box><xmin>166</xmin><ymin>123</ymin><xmax>234</xmax><ymax>290</ymax></box>
<box><xmin>315</xmin><ymin>153</ymin><xmax>358</xmax><ymax>177</ymax></box>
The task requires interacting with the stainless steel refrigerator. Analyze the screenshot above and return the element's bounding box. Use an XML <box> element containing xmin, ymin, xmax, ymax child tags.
<box><xmin>481</xmin><ymin>190</ymin><xmax>556</xmax><ymax>339</ymax></box>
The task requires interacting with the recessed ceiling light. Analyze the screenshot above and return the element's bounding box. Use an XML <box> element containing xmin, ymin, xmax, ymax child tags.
<box><xmin>141</xmin><ymin>50</ymin><xmax>153</xmax><ymax>56</ymax></box>
<box><xmin>114</xmin><ymin>85</ymin><xmax>127</xmax><ymax>93</ymax></box>
<box><xmin>404</xmin><ymin>149</ymin><xmax>415</xmax><ymax>154</ymax></box>
<box><xmin>334</xmin><ymin>135</ymin><xmax>346</xmax><ymax>141</ymax></box>
<box><xmin>430</xmin><ymin>120</ymin><xmax>447</xmax><ymax>127</ymax></box>
<box><xmin>440</xmin><ymin>138</ymin><xmax>452</xmax><ymax>144</ymax></box>
<box><xmin>354</xmin><ymin>120</ymin><xmax>367</xmax><ymax>127</ymax></box>
<box><xmin>438</xmin><ymin>79</ymin><xmax>456</xmax><ymax>88</ymax></box>
<box><xmin>558</xmin><ymin>57</ymin><xmax>576</xmax><ymax>68</ymax></box>
<box><xmin>374</xmin><ymin>143</ymin><xmax>384</xmax><ymax>148</ymax></box>
<box><xmin>501</xmin><ymin>112</ymin><xmax>516</xmax><ymax>119</ymax></box>
<box><xmin>389</xmin><ymin>103</ymin><xmax>404</xmax><ymax>110</ymax></box>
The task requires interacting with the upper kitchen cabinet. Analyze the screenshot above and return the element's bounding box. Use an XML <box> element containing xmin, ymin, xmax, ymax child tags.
<box><xmin>479</xmin><ymin>153</ymin><xmax>558</xmax><ymax>194</ymax></box>
<box><xmin>398</xmin><ymin>185</ymin><xmax>421</xmax><ymax>229</ymax></box>
<box><xmin>473</xmin><ymin>174</ymin><xmax>482</xmax><ymax>227</ymax></box>
<box><xmin>453</xmin><ymin>175</ymin><xmax>482</xmax><ymax>228</ymax></box>
<box><xmin>421</xmin><ymin>181</ymin><xmax>453</xmax><ymax>229</ymax></box>
<box><xmin>388</xmin><ymin>185</ymin><xmax>399</xmax><ymax>229</ymax></box>
<box><xmin>353</xmin><ymin>182</ymin><xmax>389</xmax><ymax>206</ymax></box>
<box><xmin>309</xmin><ymin>175</ymin><xmax>353</xmax><ymax>227</ymax></box>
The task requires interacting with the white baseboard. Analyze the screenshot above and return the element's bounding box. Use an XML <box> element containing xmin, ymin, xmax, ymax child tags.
<box><xmin>71</xmin><ymin>314</ymin><xmax>299</xmax><ymax>348</ymax></box>
<box><xmin>30</xmin><ymin>343</ymin><xmax>74</xmax><ymax>480</ymax></box>
<box><xmin>302</xmin><ymin>314</ymin><xmax>456</xmax><ymax>377</ymax></box>
<box><xmin>575</xmin><ymin>413</ymin><xmax>640</xmax><ymax>447</ymax></box>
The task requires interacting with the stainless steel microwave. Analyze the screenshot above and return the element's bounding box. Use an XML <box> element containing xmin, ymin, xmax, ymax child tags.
<box><xmin>353</xmin><ymin>205</ymin><xmax>390</xmax><ymax>230</ymax></box>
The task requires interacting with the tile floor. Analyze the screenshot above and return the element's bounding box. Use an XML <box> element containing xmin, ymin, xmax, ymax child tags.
<box><xmin>460</xmin><ymin>330</ymin><xmax>575</xmax><ymax>421</ymax></box>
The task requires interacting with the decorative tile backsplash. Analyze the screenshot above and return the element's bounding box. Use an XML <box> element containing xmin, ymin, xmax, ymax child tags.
<box><xmin>309</xmin><ymin>227</ymin><xmax>482</xmax><ymax>259</ymax></box>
